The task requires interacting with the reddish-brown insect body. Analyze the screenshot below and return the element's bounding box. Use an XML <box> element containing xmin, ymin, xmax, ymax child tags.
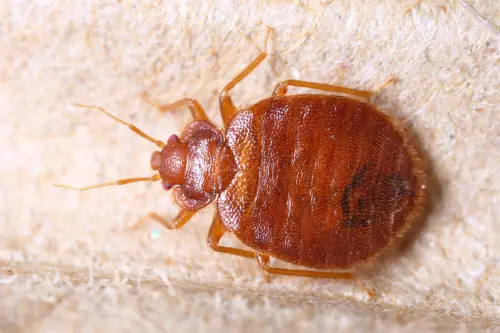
<box><xmin>57</xmin><ymin>35</ymin><xmax>425</xmax><ymax>295</ymax></box>
<box><xmin>219</xmin><ymin>95</ymin><xmax>424</xmax><ymax>269</ymax></box>
<box><xmin>151</xmin><ymin>93</ymin><xmax>424</xmax><ymax>270</ymax></box>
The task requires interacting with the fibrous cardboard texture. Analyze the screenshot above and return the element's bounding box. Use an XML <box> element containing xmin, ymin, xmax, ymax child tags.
<box><xmin>0</xmin><ymin>1</ymin><xmax>499</xmax><ymax>332</ymax></box>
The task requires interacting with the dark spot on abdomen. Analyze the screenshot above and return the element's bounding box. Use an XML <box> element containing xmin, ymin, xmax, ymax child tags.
<box><xmin>343</xmin><ymin>197</ymin><xmax>374</xmax><ymax>229</ymax></box>
<box><xmin>351</xmin><ymin>163</ymin><xmax>370</xmax><ymax>189</ymax></box>
<box><xmin>384</xmin><ymin>173</ymin><xmax>411</xmax><ymax>202</ymax></box>
<box><xmin>343</xmin><ymin>217</ymin><xmax>356</xmax><ymax>228</ymax></box>
<box><xmin>341</xmin><ymin>188</ymin><xmax>350</xmax><ymax>215</ymax></box>
<box><xmin>341</xmin><ymin>163</ymin><xmax>371</xmax><ymax>216</ymax></box>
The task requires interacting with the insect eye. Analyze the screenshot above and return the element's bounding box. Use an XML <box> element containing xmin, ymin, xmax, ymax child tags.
<box><xmin>162</xmin><ymin>182</ymin><xmax>174</xmax><ymax>191</ymax></box>
<box><xmin>168</xmin><ymin>134</ymin><xmax>180</xmax><ymax>143</ymax></box>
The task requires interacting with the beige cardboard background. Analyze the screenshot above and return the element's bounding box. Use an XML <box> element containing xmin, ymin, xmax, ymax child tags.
<box><xmin>0</xmin><ymin>0</ymin><xmax>499</xmax><ymax>332</ymax></box>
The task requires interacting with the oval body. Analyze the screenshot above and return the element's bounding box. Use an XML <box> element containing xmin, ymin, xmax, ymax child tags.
<box><xmin>217</xmin><ymin>94</ymin><xmax>425</xmax><ymax>270</ymax></box>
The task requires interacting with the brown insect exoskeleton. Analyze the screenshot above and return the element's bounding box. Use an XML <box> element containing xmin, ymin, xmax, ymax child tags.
<box><xmin>56</xmin><ymin>31</ymin><xmax>426</xmax><ymax>296</ymax></box>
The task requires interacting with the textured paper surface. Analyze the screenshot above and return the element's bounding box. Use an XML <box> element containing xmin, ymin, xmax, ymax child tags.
<box><xmin>0</xmin><ymin>1</ymin><xmax>499</xmax><ymax>332</ymax></box>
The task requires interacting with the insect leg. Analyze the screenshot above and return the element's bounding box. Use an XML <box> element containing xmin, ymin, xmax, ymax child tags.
<box><xmin>207</xmin><ymin>214</ymin><xmax>255</xmax><ymax>258</ymax></box>
<box><xmin>138</xmin><ymin>209</ymin><xmax>197</xmax><ymax>230</ymax></box>
<box><xmin>372</xmin><ymin>78</ymin><xmax>396</xmax><ymax>95</ymax></box>
<box><xmin>272</xmin><ymin>78</ymin><xmax>396</xmax><ymax>99</ymax></box>
<box><xmin>219</xmin><ymin>27</ymin><xmax>273</xmax><ymax>128</ymax></box>
<box><xmin>141</xmin><ymin>95</ymin><xmax>209</xmax><ymax>121</ymax></box>
<box><xmin>255</xmin><ymin>254</ymin><xmax>376</xmax><ymax>297</ymax></box>
<box><xmin>272</xmin><ymin>80</ymin><xmax>373</xmax><ymax>98</ymax></box>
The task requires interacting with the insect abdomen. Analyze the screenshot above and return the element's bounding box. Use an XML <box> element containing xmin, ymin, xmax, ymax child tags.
<box><xmin>219</xmin><ymin>95</ymin><xmax>423</xmax><ymax>269</ymax></box>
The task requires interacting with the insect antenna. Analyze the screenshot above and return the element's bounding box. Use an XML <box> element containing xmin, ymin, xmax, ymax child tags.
<box><xmin>53</xmin><ymin>104</ymin><xmax>165</xmax><ymax>191</ymax></box>
<box><xmin>71</xmin><ymin>103</ymin><xmax>165</xmax><ymax>148</ymax></box>
<box><xmin>54</xmin><ymin>174</ymin><xmax>161</xmax><ymax>191</ymax></box>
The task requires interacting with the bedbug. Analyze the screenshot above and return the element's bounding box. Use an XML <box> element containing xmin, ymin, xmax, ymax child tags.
<box><xmin>56</xmin><ymin>33</ymin><xmax>426</xmax><ymax>296</ymax></box>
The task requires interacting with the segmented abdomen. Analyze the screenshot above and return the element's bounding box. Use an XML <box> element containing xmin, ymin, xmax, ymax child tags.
<box><xmin>218</xmin><ymin>94</ymin><xmax>423</xmax><ymax>269</ymax></box>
